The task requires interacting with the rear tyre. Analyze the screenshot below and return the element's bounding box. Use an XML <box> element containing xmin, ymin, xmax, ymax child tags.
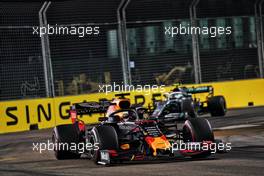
<box><xmin>183</xmin><ymin>118</ymin><xmax>214</xmax><ymax>158</ymax></box>
<box><xmin>88</xmin><ymin>125</ymin><xmax>119</xmax><ymax>164</ymax></box>
<box><xmin>208</xmin><ymin>96</ymin><xmax>227</xmax><ymax>117</ymax></box>
<box><xmin>52</xmin><ymin>124</ymin><xmax>81</xmax><ymax>160</ymax></box>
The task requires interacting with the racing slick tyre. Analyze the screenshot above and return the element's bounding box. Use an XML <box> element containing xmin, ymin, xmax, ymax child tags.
<box><xmin>88</xmin><ymin>125</ymin><xmax>119</xmax><ymax>164</ymax></box>
<box><xmin>52</xmin><ymin>124</ymin><xmax>81</xmax><ymax>160</ymax></box>
<box><xmin>183</xmin><ymin>118</ymin><xmax>214</xmax><ymax>158</ymax></box>
<box><xmin>208</xmin><ymin>96</ymin><xmax>227</xmax><ymax>117</ymax></box>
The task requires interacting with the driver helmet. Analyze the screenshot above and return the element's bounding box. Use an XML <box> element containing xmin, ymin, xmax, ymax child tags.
<box><xmin>122</xmin><ymin>112</ymin><xmax>130</xmax><ymax>122</ymax></box>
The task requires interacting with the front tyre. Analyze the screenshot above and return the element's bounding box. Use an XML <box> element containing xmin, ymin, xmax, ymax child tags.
<box><xmin>87</xmin><ymin>125</ymin><xmax>119</xmax><ymax>164</ymax></box>
<box><xmin>183</xmin><ymin>118</ymin><xmax>214</xmax><ymax>158</ymax></box>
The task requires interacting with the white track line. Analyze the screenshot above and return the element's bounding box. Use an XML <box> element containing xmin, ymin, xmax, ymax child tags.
<box><xmin>213</xmin><ymin>124</ymin><xmax>260</xmax><ymax>131</ymax></box>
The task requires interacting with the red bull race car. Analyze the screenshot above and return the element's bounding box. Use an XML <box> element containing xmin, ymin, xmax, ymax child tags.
<box><xmin>52</xmin><ymin>93</ymin><xmax>222</xmax><ymax>165</ymax></box>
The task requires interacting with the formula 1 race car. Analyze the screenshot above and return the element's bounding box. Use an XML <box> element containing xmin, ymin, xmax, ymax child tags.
<box><xmin>153</xmin><ymin>85</ymin><xmax>227</xmax><ymax>118</ymax></box>
<box><xmin>52</xmin><ymin>94</ymin><xmax>217</xmax><ymax>165</ymax></box>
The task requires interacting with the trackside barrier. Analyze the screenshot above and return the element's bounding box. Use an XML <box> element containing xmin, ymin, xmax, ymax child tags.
<box><xmin>1</xmin><ymin>79</ymin><xmax>264</xmax><ymax>134</ymax></box>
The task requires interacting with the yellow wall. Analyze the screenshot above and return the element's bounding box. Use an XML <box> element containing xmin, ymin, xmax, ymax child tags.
<box><xmin>1</xmin><ymin>79</ymin><xmax>264</xmax><ymax>134</ymax></box>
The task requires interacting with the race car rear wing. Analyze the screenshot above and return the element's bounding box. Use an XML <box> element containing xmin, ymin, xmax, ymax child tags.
<box><xmin>184</xmin><ymin>86</ymin><xmax>214</xmax><ymax>95</ymax></box>
<box><xmin>71</xmin><ymin>100</ymin><xmax>110</xmax><ymax>115</ymax></box>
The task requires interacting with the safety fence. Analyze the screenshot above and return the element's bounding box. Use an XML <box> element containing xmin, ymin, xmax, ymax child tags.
<box><xmin>0</xmin><ymin>0</ymin><xmax>263</xmax><ymax>101</ymax></box>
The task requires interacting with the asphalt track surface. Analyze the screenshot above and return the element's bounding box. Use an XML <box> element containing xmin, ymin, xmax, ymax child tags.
<box><xmin>1</xmin><ymin>107</ymin><xmax>264</xmax><ymax>176</ymax></box>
